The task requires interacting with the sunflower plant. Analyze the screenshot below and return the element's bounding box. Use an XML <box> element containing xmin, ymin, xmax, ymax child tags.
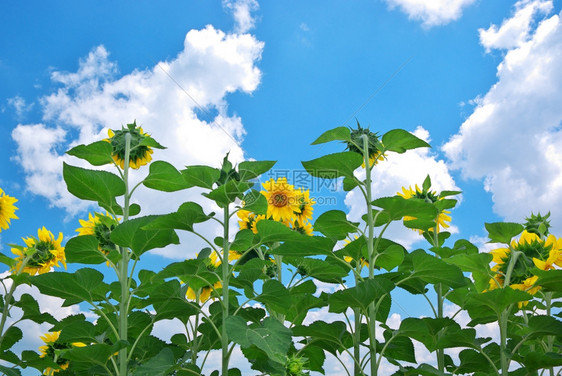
<box><xmin>1</xmin><ymin>121</ymin><xmax>561</xmax><ymax>376</ymax></box>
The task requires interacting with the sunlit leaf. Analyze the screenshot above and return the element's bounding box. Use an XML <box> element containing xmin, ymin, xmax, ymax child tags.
<box><xmin>63</xmin><ymin>163</ymin><xmax>125</xmax><ymax>206</ymax></box>
<box><xmin>301</xmin><ymin>152</ymin><xmax>363</xmax><ymax>180</ymax></box>
<box><xmin>66</xmin><ymin>141</ymin><xmax>113</xmax><ymax>166</ymax></box>
<box><xmin>381</xmin><ymin>129</ymin><xmax>430</xmax><ymax>153</ymax></box>
<box><xmin>311</xmin><ymin>126</ymin><xmax>351</xmax><ymax>145</ymax></box>
<box><xmin>485</xmin><ymin>222</ymin><xmax>523</xmax><ymax>244</ymax></box>
<box><xmin>111</xmin><ymin>215</ymin><xmax>180</xmax><ymax>257</ymax></box>
<box><xmin>143</xmin><ymin>161</ymin><xmax>190</xmax><ymax>192</ymax></box>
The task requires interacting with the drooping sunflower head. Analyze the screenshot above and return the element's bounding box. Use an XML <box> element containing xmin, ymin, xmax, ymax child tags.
<box><xmin>346</xmin><ymin>123</ymin><xmax>385</xmax><ymax>168</ymax></box>
<box><xmin>76</xmin><ymin>212</ymin><xmax>120</xmax><ymax>254</ymax></box>
<box><xmin>261</xmin><ymin>177</ymin><xmax>301</xmax><ymax>222</ymax></box>
<box><xmin>0</xmin><ymin>187</ymin><xmax>18</xmax><ymax>232</ymax></box>
<box><xmin>11</xmin><ymin>227</ymin><xmax>65</xmax><ymax>275</ymax></box>
<box><xmin>396</xmin><ymin>183</ymin><xmax>451</xmax><ymax>234</ymax></box>
<box><xmin>104</xmin><ymin>121</ymin><xmax>162</xmax><ymax>169</ymax></box>
<box><xmin>39</xmin><ymin>331</ymin><xmax>71</xmax><ymax>375</ymax></box>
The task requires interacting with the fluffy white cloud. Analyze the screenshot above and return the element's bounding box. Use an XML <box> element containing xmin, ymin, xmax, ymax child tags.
<box><xmin>11</xmin><ymin>2</ymin><xmax>264</xmax><ymax>259</ymax></box>
<box><xmin>383</xmin><ymin>0</ymin><xmax>476</xmax><ymax>28</ymax></box>
<box><xmin>6</xmin><ymin>96</ymin><xmax>34</xmax><ymax>120</ymax></box>
<box><xmin>345</xmin><ymin>126</ymin><xmax>460</xmax><ymax>249</ymax></box>
<box><xmin>443</xmin><ymin>1</ymin><xmax>562</xmax><ymax>230</ymax></box>
<box><xmin>223</xmin><ymin>0</ymin><xmax>259</xmax><ymax>33</ymax></box>
<box><xmin>479</xmin><ymin>0</ymin><xmax>553</xmax><ymax>52</ymax></box>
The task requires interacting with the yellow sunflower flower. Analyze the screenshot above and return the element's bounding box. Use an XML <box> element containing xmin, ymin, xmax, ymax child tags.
<box><xmin>293</xmin><ymin>188</ymin><xmax>315</xmax><ymax>227</ymax></box>
<box><xmin>39</xmin><ymin>331</ymin><xmax>85</xmax><ymax>375</ymax></box>
<box><xmin>76</xmin><ymin>212</ymin><xmax>120</xmax><ymax>253</ymax></box>
<box><xmin>237</xmin><ymin>210</ymin><xmax>266</xmax><ymax>234</ymax></box>
<box><xmin>397</xmin><ymin>184</ymin><xmax>451</xmax><ymax>234</ymax></box>
<box><xmin>361</xmin><ymin>149</ymin><xmax>386</xmax><ymax>168</ymax></box>
<box><xmin>11</xmin><ymin>227</ymin><xmax>65</xmax><ymax>275</ymax></box>
<box><xmin>186</xmin><ymin>281</ymin><xmax>222</xmax><ymax>303</ymax></box>
<box><xmin>0</xmin><ymin>188</ymin><xmax>18</xmax><ymax>232</ymax></box>
<box><xmin>103</xmin><ymin>122</ymin><xmax>155</xmax><ymax>170</ymax></box>
<box><xmin>261</xmin><ymin>177</ymin><xmax>301</xmax><ymax>222</ymax></box>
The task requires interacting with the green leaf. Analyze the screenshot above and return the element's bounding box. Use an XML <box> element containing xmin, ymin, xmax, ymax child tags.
<box><xmin>111</xmin><ymin>215</ymin><xmax>180</xmax><ymax>257</ymax></box>
<box><xmin>58</xmin><ymin>319</ymin><xmax>96</xmax><ymax>344</ymax></box>
<box><xmin>181</xmin><ymin>165</ymin><xmax>220</xmax><ymax>189</ymax></box>
<box><xmin>63</xmin><ymin>343</ymin><xmax>117</xmax><ymax>365</ymax></box>
<box><xmin>148</xmin><ymin>280</ymin><xmax>199</xmax><ymax>323</ymax></box>
<box><xmin>255</xmin><ymin>280</ymin><xmax>291</xmax><ymax>315</ymax></box>
<box><xmin>202</xmin><ymin>180</ymin><xmax>250</xmax><ymax>208</ymax></box>
<box><xmin>226</xmin><ymin>316</ymin><xmax>292</xmax><ymax>365</ymax></box>
<box><xmin>132</xmin><ymin>348</ymin><xmax>175</xmax><ymax>376</ymax></box>
<box><xmin>238</xmin><ymin>160</ymin><xmax>276</xmax><ymax>181</ymax></box>
<box><xmin>534</xmin><ymin>269</ymin><xmax>562</xmax><ymax>292</ymax></box>
<box><xmin>381</xmin><ymin>129</ymin><xmax>430</xmax><ymax>153</ymax></box>
<box><xmin>66</xmin><ymin>141</ymin><xmax>113</xmax><ymax>166</ymax></box>
<box><xmin>342</xmin><ymin>176</ymin><xmax>359</xmax><ymax>191</ymax></box>
<box><xmin>285</xmin><ymin>257</ymin><xmax>348</xmax><ymax>283</ymax></box>
<box><xmin>520</xmin><ymin>352</ymin><xmax>562</xmax><ymax>372</ymax></box>
<box><xmin>397</xmin><ymin>318</ymin><xmax>476</xmax><ymax>352</ymax></box>
<box><xmin>255</xmin><ymin>220</ymin><xmax>335</xmax><ymax>256</ymax></box>
<box><xmin>0</xmin><ymin>365</ymin><xmax>21</xmax><ymax>376</ymax></box>
<box><xmin>13</xmin><ymin>293</ymin><xmax>56</xmax><ymax>325</ymax></box>
<box><xmin>328</xmin><ymin>278</ymin><xmax>394</xmax><ymax>313</ymax></box>
<box><xmin>143</xmin><ymin>161</ymin><xmax>190</xmax><ymax>192</ymax></box>
<box><xmin>465</xmin><ymin>289</ymin><xmax>532</xmax><ymax>324</ymax></box>
<box><xmin>0</xmin><ymin>327</ymin><xmax>22</xmax><ymax>351</ymax></box>
<box><xmin>485</xmin><ymin>222</ymin><xmax>524</xmax><ymax>244</ymax></box>
<box><xmin>383</xmin><ymin>332</ymin><xmax>416</xmax><ymax>363</ymax></box>
<box><xmin>410</xmin><ymin>250</ymin><xmax>466</xmax><ymax>288</ymax></box>
<box><xmin>65</xmin><ymin>235</ymin><xmax>107</xmax><ymax>264</ymax></box>
<box><xmin>525</xmin><ymin>315</ymin><xmax>562</xmax><ymax>339</ymax></box>
<box><xmin>372</xmin><ymin>196</ymin><xmax>437</xmax><ymax>221</ymax></box>
<box><xmin>63</xmin><ymin>163</ymin><xmax>125</xmax><ymax>206</ymax></box>
<box><xmin>311</xmin><ymin>127</ymin><xmax>351</xmax><ymax>145</ymax></box>
<box><xmin>143</xmin><ymin>202</ymin><xmax>212</xmax><ymax>232</ymax></box>
<box><xmin>313</xmin><ymin>210</ymin><xmax>359</xmax><ymax>241</ymax></box>
<box><xmin>444</xmin><ymin>253</ymin><xmax>492</xmax><ymax>291</ymax></box>
<box><xmin>292</xmin><ymin>321</ymin><xmax>353</xmax><ymax>355</ymax></box>
<box><xmin>376</xmin><ymin>244</ymin><xmax>405</xmax><ymax>271</ymax></box>
<box><xmin>30</xmin><ymin>268</ymin><xmax>109</xmax><ymax>306</ymax></box>
<box><xmin>240</xmin><ymin>190</ymin><xmax>268</xmax><ymax>215</ymax></box>
<box><xmin>457</xmin><ymin>349</ymin><xmax>495</xmax><ymax>374</ymax></box>
<box><xmin>301</xmin><ymin>152</ymin><xmax>363</xmax><ymax>180</ymax></box>
<box><xmin>230</xmin><ymin>229</ymin><xmax>255</xmax><ymax>254</ymax></box>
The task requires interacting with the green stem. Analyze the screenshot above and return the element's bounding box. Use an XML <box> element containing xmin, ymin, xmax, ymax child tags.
<box><xmin>0</xmin><ymin>255</ymin><xmax>30</xmax><ymax>348</ymax></box>
<box><xmin>361</xmin><ymin>134</ymin><xmax>378</xmax><ymax>376</ymax></box>
<box><xmin>221</xmin><ymin>204</ymin><xmax>230</xmax><ymax>376</ymax></box>
<box><xmin>353</xmin><ymin>306</ymin><xmax>362</xmax><ymax>376</ymax></box>
<box><xmin>545</xmin><ymin>292</ymin><xmax>555</xmax><ymax>376</ymax></box>
<box><xmin>499</xmin><ymin>249</ymin><xmax>520</xmax><ymax>376</ymax></box>
<box><xmin>118</xmin><ymin>132</ymin><xmax>132</xmax><ymax>376</ymax></box>
<box><xmin>436</xmin><ymin>283</ymin><xmax>444</xmax><ymax>372</ymax></box>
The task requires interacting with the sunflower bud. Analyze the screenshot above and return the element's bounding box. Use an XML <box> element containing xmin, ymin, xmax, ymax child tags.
<box><xmin>524</xmin><ymin>212</ymin><xmax>551</xmax><ymax>238</ymax></box>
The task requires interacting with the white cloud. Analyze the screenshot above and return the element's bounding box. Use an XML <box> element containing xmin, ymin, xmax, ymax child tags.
<box><xmin>223</xmin><ymin>0</ymin><xmax>259</xmax><ymax>34</ymax></box>
<box><xmin>345</xmin><ymin>126</ymin><xmax>460</xmax><ymax>249</ymax></box>
<box><xmin>7</xmin><ymin>96</ymin><xmax>34</xmax><ymax>120</ymax></box>
<box><xmin>383</xmin><ymin>0</ymin><xmax>476</xmax><ymax>28</ymax></box>
<box><xmin>479</xmin><ymin>0</ymin><xmax>553</xmax><ymax>52</ymax></box>
<box><xmin>443</xmin><ymin>2</ymin><xmax>562</xmax><ymax>230</ymax></box>
<box><xmin>11</xmin><ymin>9</ymin><xmax>264</xmax><ymax>259</ymax></box>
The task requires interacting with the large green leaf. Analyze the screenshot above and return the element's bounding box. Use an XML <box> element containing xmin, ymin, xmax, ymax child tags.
<box><xmin>147</xmin><ymin>279</ymin><xmax>199</xmax><ymax>323</ymax></box>
<box><xmin>132</xmin><ymin>347</ymin><xmax>175</xmax><ymax>376</ymax></box>
<box><xmin>202</xmin><ymin>180</ymin><xmax>250</xmax><ymax>208</ymax></box>
<box><xmin>464</xmin><ymin>288</ymin><xmax>532</xmax><ymax>325</ymax></box>
<box><xmin>301</xmin><ymin>152</ymin><xmax>363</xmax><ymax>180</ymax></box>
<box><xmin>143</xmin><ymin>202</ymin><xmax>212</xmax><ymax>232</ymax></box>
<box><xmin>63</xmin><ymin>163</ymin><xmax>125</xmax><ymax>205</ymax></box>
<box><xmin>226</xmin><ymin>316</ymin><xmax>292</xmax><ymax>365</ymax></box>
<box><xmin>238</xmin><ymin>160</ymin><xmax>276</xmax><ymax>181</ymax></box>
<box><xmin>143</xmin><ymin>161</ymin><xmax>190</xmax><ymax>192</ymax></box>
<box><xmin>375</xmin><ymin>244</ymin><xmax>405</xmax><ymax>271</ymax></box>
<box><xmin>0</xmin><ymin>365</ymin><xmax>21</xmax><ymax>376</ymax></box>
<box><xmin>534</xmin><ymin>269</ymin><xmax>562</xmax><ymax>292</ymax></box>
<box><xmin>240</xmin><ymin>190</ymin><xmax>268</xmax><ymax>215</ymax></box>
<box><xmin>111</xmin><ymin>215</ymin><xmax>180</xmax><ymax>257</ymax></box>
<box><xmin>66</xmin><ymin>141</ymin><xmax>113</xmax><ymax>166</ymax></box>
<box><xmin>0</xmin><ymin>327</ymin><xmax>22</xmax><ymax>351</ymax></box>
<box><xmin>313</xmin><ymin>210</ymin><xmax>359</xmax><ymax>241</ymax></box>
<box><xmin>444</xmin><ymin>253</ymin><xmax>493</xmax><ymax>292</ymax></box>
<box><xmin>181</xmin><ymin>165</ymin><xmax>220</xmax><ymax>189</ymax></box>
<box><xmin>397</xmin><ymin>318</ymin><xmax>477</xmax><ymax>352</ymax></box>
<box><xmin>13</xmin><ymin>293</ymin><xmax>56</xmax><ymax>325</ymax></box>
<box><xmin>372</xmin><ymin>196</ymin><xmax>437</xmax><ymax>221</ymax></box>
<box><xmin>292</xmin><ymin>321</ymin><xmax>353</xmax><ymax>355</ymax></box>
<box><xmin>285</xmin><ymin>257</ymin><xmax>348</xmax><ymax>283</ymax></box>
<box><xmin>255</xmin><ymin>280</ymin><xmax>291</xmax><ymax>315</ymax></box>
<box><xmin>381</xmin><ymin>129</ymin><xmax>430</xmax><ymax>153</ymax></box>
<box><xmin>485</xmin><ymin>222</ymin><xmax>523</xmax><ymax>244</ymax></box>
<box><xmin>409</xmin><ymin>250</ymin><xmax>466</xmax><ymax>288</ymax></box>
<box><xmin>311</xmin><ymin>127</ymin><xmax>352</xmax><ymax>145</ymax></box>
<box><xmin>327</xmin><ymin>277</ymin><xmax>394</xmax><ymax>313</ymax></box>
<box><xmin>30</xmin><ymin>268</ymin><xmax>109</xmax><ymax>306</ymax></box>
<box><xmin>65</xmin><ymin>235</ymin><xmax>107</xmax><ymax>264</ymax></box>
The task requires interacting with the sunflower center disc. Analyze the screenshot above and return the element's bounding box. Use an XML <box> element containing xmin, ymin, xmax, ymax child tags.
<box><xmin>271</xmin><ymin>193</ymin><xmax>288</xmax><ymax>207</ymax></box>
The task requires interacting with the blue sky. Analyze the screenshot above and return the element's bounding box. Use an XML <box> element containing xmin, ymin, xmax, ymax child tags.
<box><xmin>2</xmin><ymin>0</ymin><xmax>562</xmax><ymax>373</ymax></box>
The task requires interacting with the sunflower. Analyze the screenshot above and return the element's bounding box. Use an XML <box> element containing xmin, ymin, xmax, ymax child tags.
<box><xmin>237</xmin><ymin>210</ymin><xmax>266</xmax><ymax>234</ymax></box>
<box><xmin>76</xmin><ymin>212</ymin><xmax>120</xmax><ymax>254</ymax></box>
<box><xmin>39</xmin><ymin>331</ymin><xmax>85</xmax><ymax>375</ymax></box>
<box><xmin>261</xmin><ymin>177</ymin><xmax>301</xmax><ymax>222</ymax></box>
<box><xmin>186</xmin><ymin>281</ymin><xmax>222</xmax><ymax>303</ymax></box>
<box><xmin>345</xmin><ymin>123</ymin><xmax>385</xmax><ymax>168</ymax></box>
<box><xmin>293</xmin><ymin>189</ymin><xmax>315</xmax><ymax>227</ymax></box>
<box><xmin>397</xmin><ymin>184</ymin><xmax>451</xmax><ymax>234</ymax></box>
<box><xmin>0</xmin><ymin>188</ymin><xmax>18</xmax><ymax>232</ymax></box>
<box><xmin>104</xmin><ymin>122</ymin><xmax>155</xmax><ymax>169</ymax></box>
<box><xmin>486</xmin><ymin>230</ymin><xmax>562</xmax><ymax>303</ymax></box>
<box><xmin>11</xmin><ymin>227</ymin><xmax>65</xmax><ymax>275</ymax></box>
<box><xmin>362</xmin><ymin>150</ymin><xmax>386</xmax><ymax>168</ymax></box>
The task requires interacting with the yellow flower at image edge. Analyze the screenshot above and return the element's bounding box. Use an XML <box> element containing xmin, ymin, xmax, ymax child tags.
<box><xmin>39</xmin><ymin>331</ymin><xmax>85</xmax><ymax>375</ymax></box>
<box><xmin>397</xmin><ymin>184</ymin><xmax>451</xmax><ymax>233</ymax></box>
<box><xmin>0</xmin><ymin>187</ymin><xmax>18</xmax><ymax>232</ymax></box>
<box><xmin>11</xmin><ymin>227</ymin><xmax>66</xmax><ymax>275</ymax></box>
<box><xmin>104</xmin><ymin>123</ymin><xmax>154</xmax><ymax>169</ymax></box>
